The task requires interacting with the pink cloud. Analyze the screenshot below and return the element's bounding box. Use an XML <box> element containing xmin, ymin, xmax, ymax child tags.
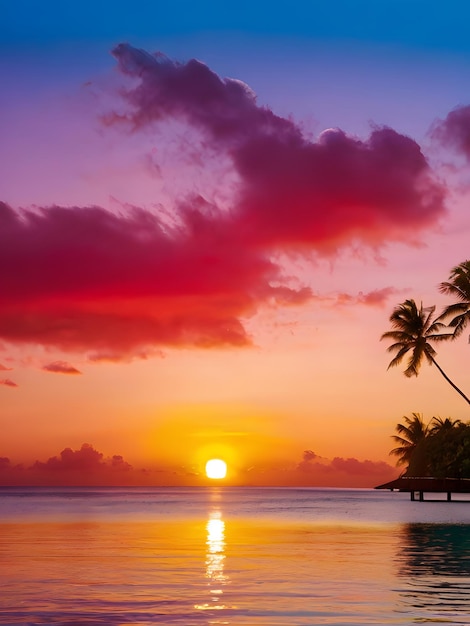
<box><xmin>357</xmin><ymin>287</ymin><xmax>400</xmax><ymax>306</ymax></box>
<box><xmin>337</xmin><ymin>286</ymin><xmax>400</xmax><ymax>307</ymax></box>
<box><xmin>0</xmin><ymin>363</ymin><xmax>12</xmax><ymax>371</ymax></box>
<box><xmin>0</xmin><ymin>45</ymin><xmax>447</xmax><ymax>359</ymax></box>
<box><xmin>0</xmin><ymin>444</ymin><xmax>136</xmax><ymax>486</ymax></box>
<box><xmin>330</xmin><ymin>456</ymin><xmax>396</xmax><ymax>477</ymax></box>
<box><xmin>32</xmin><ymin>443</ymin><xmax>131</xmax><ymax>472</ymax></box>
<box><xmin>432</xmin><ymin>105</ymin><xmax>470</xmax><ymax>160</ymax></box>
<box><xmin>42</xmin><ymin>361</ymin><xmax>82</xmax><ymax>375</ymax></box>
<box><xmin>0</xmin><ymin>378</ymin><xmax>18</xmax><ymax>388</ymax></box>
<box><xmin>111</xmin><ymin>44</ymin><xmax>445</xmax><ymax>254</ymax></box>
<box><xmin>293</xmin><ymin>450</ymin><xmax>397</xmax><ymax>487</ymax></box>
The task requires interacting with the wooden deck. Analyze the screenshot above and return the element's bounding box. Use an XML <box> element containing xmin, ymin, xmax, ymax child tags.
<box><xmin>375</xmin><ymin>477</ymin><xmax>470</xmax><ymax>501</ymax></box>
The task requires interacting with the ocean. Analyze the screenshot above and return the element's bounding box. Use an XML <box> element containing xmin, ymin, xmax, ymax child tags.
<box><xmin>1</xmin><ymin>486</ymin><xmax>470</xmax><ymax>625</ymax></box>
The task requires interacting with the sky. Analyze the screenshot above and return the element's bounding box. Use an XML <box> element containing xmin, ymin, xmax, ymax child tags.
<box><xmin>1</xmin><ymin>0</ymin><xmax>470</xmax><ymax>487</ymax></box>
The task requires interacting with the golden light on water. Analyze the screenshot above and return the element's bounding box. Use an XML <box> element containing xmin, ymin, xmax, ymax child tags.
<box><xmin>205</xmin><ymin>459</ymin><xmax>227</xmax><ymax>479</ymax></box>
<box><xmin>194</xmin><ymin>510</ymin><xmax>228</xmax><ymax>612</ymax></box>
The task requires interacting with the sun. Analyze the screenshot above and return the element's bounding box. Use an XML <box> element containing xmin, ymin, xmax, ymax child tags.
<box><xmin>205</xmin><ymin>458</ymin><xmax>227</xmax><ymax>480</ymax></box>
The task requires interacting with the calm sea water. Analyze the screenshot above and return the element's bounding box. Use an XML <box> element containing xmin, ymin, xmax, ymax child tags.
<box><xmin>1</xmin><ymin>487</ymin><xmax>470</xmax><ymax>625</ymax></box>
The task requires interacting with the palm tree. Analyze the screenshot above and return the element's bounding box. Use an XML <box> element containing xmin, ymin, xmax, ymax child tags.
<box><xmin>426</xmin><ymin>416</ymin><xmax>466</xmax><ymax>478</ymax></box>
<box><xmin>438</xmin><ymin>260</ymin><xmax>470</xmax><ymax>338</ymax></box>
<box><xmin>428</xmin><ymin>416</ymin><xmax>462</xmax><ymax>434</ymax></box>
<box><xmin>381</xmin><ymin>299</ymin><xmax>470</xmax><ymax>405</ymax></box>
<box><xmin>390</xmin><ymin>412</ymin><xmax>429</xmax><ymax>467</ymax></box>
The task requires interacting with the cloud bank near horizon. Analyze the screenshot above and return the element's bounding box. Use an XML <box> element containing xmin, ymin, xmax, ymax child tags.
<box><xmin>0</xmin><ymin>43</ymin><xmax>458</xmax><ymax>360</ymax></box>
<box><xmin>0</xmin><ymin>443</ymin><xmax>397</xmax><ymax>487</ymax></box>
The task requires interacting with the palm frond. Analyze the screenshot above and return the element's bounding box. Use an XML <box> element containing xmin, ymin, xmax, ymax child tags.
<box><xmin>450</xmin><ymin>315</ymin><xmax>470</xmax><ymax>337</ymax></box>
<box><xmin>439</xmin><ymin>261</ymin><xmax>470</xmax><ymax>301</ymax></box>
<box><xmin>393</xmin><ymin>427</ymin><xmax>413</xmax><ymax>439</ymax></box>
<box><xmin>429</xmin><ymin>416</ymin><xmax>462</xmax><ymax>433</ymax></box>
<box><xmin>427</xmin><ymin>319</ymin><xmax>449</xmax><ymax>333</ymax></box>
<box><xmin>389</xmin><ymin>413</ymin><xmax>428</xmax><ymax>466</ymax></box>
<box><xmin>381</xmin><ymin>330</ymin><xmax>413</xmax><ymax>342</ymax></box>
<box><xmin>429</xmin><ymin>331</ymin><xmax>456</xmax><ymax>341</ymax></box>
<box><xmin>386</xmin><ymin>345</ymin><xmax>411</xmax><ymax>370</ymax></box>
<box><xmin>422</xmin><ymin>304</ymin><xmax>436</xmax><ymax>331</ymax></box>
<box><xmin>438</xmin><ymin>262</ymin><xmax>470</xmax><ymax>336</ymax></box>
<box><xmin>437</xmin><ymin>302</ymin><xmax>468</xmax><ymax>320</ymax></box>
<box><xmin>404</xmin><ymin>346</ymin><xmax>424</xmax><ymax>377</ymax></box>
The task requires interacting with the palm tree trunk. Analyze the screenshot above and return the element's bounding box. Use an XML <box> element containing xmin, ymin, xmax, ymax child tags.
<box><xmin>430</xmin><ymin>356</ymin><xmax>470</xmax><ymax>405</ymax></box>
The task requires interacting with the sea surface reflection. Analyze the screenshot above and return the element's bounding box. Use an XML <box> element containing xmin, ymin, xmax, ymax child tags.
<box><xmin>395</xmin><ymin>523</ymin><xmax>470</xmax><ymax>621</ymax></box>
<box><xmin>195</xmin><ymin>508</ymin><xmax>229</xmax><ymax>613</ymax></box>
<box><xmin>1</xmin><ymin>487</ymin><xmax>470</xmax><ymax>624</ymax></box>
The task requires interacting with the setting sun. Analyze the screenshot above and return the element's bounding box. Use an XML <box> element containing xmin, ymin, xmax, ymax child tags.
<box><xmin>205</xmin><ymin>459</ymin><xmax>227</xmax><ymax>479</ymax></box>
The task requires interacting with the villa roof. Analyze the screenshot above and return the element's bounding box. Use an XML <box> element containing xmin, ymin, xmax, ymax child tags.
<box><xmin>375</xmin><ymin>476</ymin><xmax>470</xmax><ymax>493</ymax></box>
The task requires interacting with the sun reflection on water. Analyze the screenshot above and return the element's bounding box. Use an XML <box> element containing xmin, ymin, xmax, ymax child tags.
<box><xmin>194</xmin><ymin>509</ymin><xmax>229</xmax><ymax>615</ymax></box>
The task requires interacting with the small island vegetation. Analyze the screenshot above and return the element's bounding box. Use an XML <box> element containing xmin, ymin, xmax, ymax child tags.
<box><xmin>391</xmin><ymin>413</ymin><xmax>470</xmax><ymax>479</ymax></box>
<box><xmin>382</xmin><ymin>261</ymin><xmax>470</xmax><ymax>480</ymax></box>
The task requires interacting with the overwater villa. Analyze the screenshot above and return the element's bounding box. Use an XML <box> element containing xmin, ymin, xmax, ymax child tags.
<box><xmin>376</xmin><ymin>477</ymin><xmax>470</xmax><ymax>502</ymax></box>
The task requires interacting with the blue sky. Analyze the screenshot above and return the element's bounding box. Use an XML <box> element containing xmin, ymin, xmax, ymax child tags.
<box><xmin>3</xmin><ymin>0</ymin><xmax>470</xmax><ymax>142</ymax></box>
<box><xmin>2</xmin><ymin>0</ymin><xmax>470</xmax><ymax>54</ymax></box>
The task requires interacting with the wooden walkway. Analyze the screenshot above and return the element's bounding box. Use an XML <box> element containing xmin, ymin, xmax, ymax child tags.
<box><xmin>375</xmin><ymin>477</ymin><xmax>470</xmax><ymax>502</ymax></box>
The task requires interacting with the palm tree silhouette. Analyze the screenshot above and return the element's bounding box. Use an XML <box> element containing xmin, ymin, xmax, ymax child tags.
<box><xmin>428</xmin><ymin>415</ymin><xmax>462</xmax><ymax>434</ymax></box>
<box><xmin>438</xmin><ymin>260</ymin><xmax>470</xmax><ymax>338</ymax></box>
<box><xmin>381</xmin><ymin>299</ymin><xmax>470</xmax><ymax>405</ymax></box>
<box><xmin>390</xmin><ymin>412</ymin><xmax>429</xmax><ymax>467</ymax></box>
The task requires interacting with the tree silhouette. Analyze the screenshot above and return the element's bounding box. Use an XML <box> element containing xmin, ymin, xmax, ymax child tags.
<box><xmin>381</xmin><ymin>299</ymin><xmax>470</xmax><ymax>405</ymax></box>
<box><xmin>390</xmin><ymin>415</ymin><xmax>470</xmax><ymax>477</ymax></box>
<box><xmin>390</xmin><ymin>412</ymin><xmax>428</xmax><ymax>468</ymax></box>
<box><xmin>438</xmin><ymin>260</ymin><xmax>470</xmax><ymax>339</ymax></box>
<box><xmin>428</xmin><ymin>416</ymin><xmax>462</xmax><ymax>435</ymax></box>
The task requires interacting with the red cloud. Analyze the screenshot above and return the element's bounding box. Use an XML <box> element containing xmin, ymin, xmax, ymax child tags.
<box><xmin>0</xmin><ymin>45</ymin><xmax>446</xmax><ymax>359</ymax></box>
<box><xmin>0</xmin><ymin>201</ymin><xmax>307</xmax><ymax>355</ymax></box>
<box><xmin>42</xmin><ymin>361</ymin><xmax>82</xmax><ymax>375</ymax></box>
<box><xmin>0</xmin><ymin>378</ymin><xmax>18</xmax><ymax>388</ymax></box>
<box><xmin>0</xmin><ymin>363</ymin><xmax>12</xmax><ymax>371</ymax></box>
